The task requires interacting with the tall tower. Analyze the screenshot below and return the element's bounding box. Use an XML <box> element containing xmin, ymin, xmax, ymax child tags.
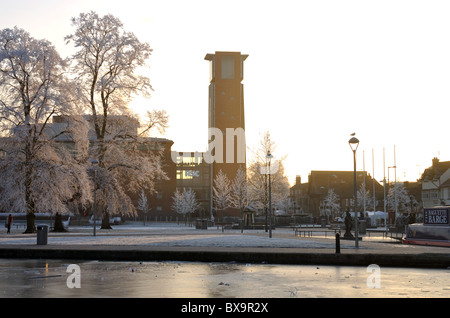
<box><xmin>205</xmin><ymin>51</ymin><xmax>248</xmax><ymax>216</ymax></box>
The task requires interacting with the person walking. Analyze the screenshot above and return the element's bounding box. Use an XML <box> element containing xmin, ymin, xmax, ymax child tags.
<box><xmin>6</xmin><ymin>214</ymin><xmax>12</xmax><ymax>234</ymax></box>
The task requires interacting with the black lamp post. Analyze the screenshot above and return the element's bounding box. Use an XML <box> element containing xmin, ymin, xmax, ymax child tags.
<box><xmin>348</xmin><ymin>137</ymin><xmax>359</xmax><ymax>248</ymax></box>
<box><xmin>266</xmin><ymin>151</ymin><xmax>273</xmax><ymax>238</ymax></box>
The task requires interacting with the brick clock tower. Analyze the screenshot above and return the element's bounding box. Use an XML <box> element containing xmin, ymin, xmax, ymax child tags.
<box><xmin>205</xmin><ymin>51</ymin><xmax>248</xmax><ymax>216</ymax></box>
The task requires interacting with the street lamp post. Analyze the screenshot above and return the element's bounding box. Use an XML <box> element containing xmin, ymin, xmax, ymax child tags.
<box><xmin>92</xmin><ymin>159</ymin><xmax>98</xmax><ymax>236</ymax></box>
<box><xmin>348</xmin><ymin>137</ymin><xmax>359</xmax><ymax>248</ymax></box>
<box><xmin>266</xmin><ymin>151</ymin><xmax>273</xmax><ymax>238</ymax></box>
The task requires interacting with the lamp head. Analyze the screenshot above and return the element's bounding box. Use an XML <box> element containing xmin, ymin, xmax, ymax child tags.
<box><xmin>348</xmin><ymin>137</ymin><xmax>359</xmax><ymax>152</ymax></box>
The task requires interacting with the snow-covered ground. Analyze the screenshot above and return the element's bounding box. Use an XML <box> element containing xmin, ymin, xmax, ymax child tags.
<box><xmin>0</xmin><ymin>223</ymin><xmax>392</xmax><ymax>249</ymax></box>
<box><xmin>0</xmin><ymin>233</ymin><xmax>338</xmax><ymax>248</ymax></box>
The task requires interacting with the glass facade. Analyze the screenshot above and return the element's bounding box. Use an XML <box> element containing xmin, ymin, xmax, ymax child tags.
<box><xmin>174</xmin><ymin>152</ymin><xmax>211</xmax><ymax>211</ymax></box>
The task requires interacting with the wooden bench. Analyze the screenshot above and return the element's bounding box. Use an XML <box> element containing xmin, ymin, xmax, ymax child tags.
<box><xmin>10</xmin><ymin>221</ymin><xmax>53</xmax><ymax>229</ymax></box>
<box><xmin>294</xmin><ymin>228</ymin><xmax>341</xmax><ymax>237</ymax></box>
<box><xmin>250</xmin><ymin>222</ymin><xmax>266</xmax><ymax>229</ymax></box>
<box><xmin>295</xmin><ymin>229</ymin><xmax>313</xmax><ymax>237</ymax></box>
<box><xmin>8</xmin><ymin>217</ymin><xmax>70</xmax><ymax>230</ymax></box>
<box><xmin>10</xmin><ymin>221</ymin><xmax>28</xmax><ymax>229</ymax></box>
<box><xmin>291</xmin><ymin>224</ymin><xmax>316</xmax><ymax>235</ymax></box>
<box><xmin>290</xmin><ymin>224</ymin><xmax>317</xmax><ymax>230</ymax></box>
<box><xmin>387</xmin><ymin>227</ymin><xmax>405</xmax><ymax>240</ymax></box>
<box><xmin>366</xmin><ymin>228</ymin><xmax>388</xmax><ymax>238</ymax></box>
<box><xmin>215</xmin><ymin>222</ymin><xmax>234</xmax><ymax>232</ymax></box>
<box><xmin>329</xmin><ymin>224</ymin><xmax>343</xmax><ymax>231</ymax></box>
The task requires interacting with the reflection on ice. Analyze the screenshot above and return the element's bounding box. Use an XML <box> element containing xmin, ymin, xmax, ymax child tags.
<box><xmin>0</xmin><ymin>259</ymin><xmax>449</xmax><ymax>298</ymax></box>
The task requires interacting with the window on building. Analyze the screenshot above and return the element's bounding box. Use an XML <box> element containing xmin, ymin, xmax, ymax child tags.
<box><xmin>175</xmin><ymin>154</ymin><xmax>203</xmax><ymax>166</ymax></box>
<box><xmin>176</xmin><ymin>170</ymin><xmax>197</xmax><ymax>180</ymax></box>
<box><xmin>430</xmin><ymin>191</ymin><xmax>439</xmax><ymax>200</ymax></box>
<box><xmin>221</xmin><ymin>55</ymin><xmax>235</xmax><ymax>79</ymax></box>
<box><xmin>209</xmin><ymin>57</ymin><xmax>215</xmax><ymax>81</ymax></box>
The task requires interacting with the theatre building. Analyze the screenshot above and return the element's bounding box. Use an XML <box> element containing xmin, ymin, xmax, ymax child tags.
<box><xmin>173</xmin><ymin>152</ymin><xmax>212</xmax><ymax>217</ymax></box>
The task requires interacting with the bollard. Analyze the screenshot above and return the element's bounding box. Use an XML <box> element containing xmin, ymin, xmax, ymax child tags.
<box><xmin>37</xmin><ymin>225</ymin><xmax>48</xmax><ymax>245</ymax></box>
<box><xmin>335</xmin><ymin>233</ymin><xmax>340</xmax><ymax>254</ymax></box>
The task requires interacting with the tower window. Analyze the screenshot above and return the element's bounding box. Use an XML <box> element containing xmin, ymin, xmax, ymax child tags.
<box><xmin>221</xmin><ymin>56</ymin><xmax>235</xmax><ymax>79</ymax></box>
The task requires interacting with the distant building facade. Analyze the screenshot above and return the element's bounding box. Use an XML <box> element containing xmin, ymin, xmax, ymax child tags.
<box><xmin>173</xmin><ymin>151</ymin><xmax>211</xmax><ymax>217</ymax></box>
<box><xmin>302</xmin><ymin>170</ymin><xmax>385</xmax><ymax>219</ymax></box>
<box><xmin>288</xmin><ymin>176</ymin><xmax>310</xmax><ymax>215</ymax></box>
<box><xmin>421</xmin><ymin>157</ymin><xmax>450</xmax><ymax>207</ymax></box>
<box><xmin>290</xmin><ymin>168</ymin><xmax>427</xmax><ymax>224</ymax></box>
<box><xmin>139</xmin><ymin>138</ymin><xmax>176</xmax><ymax>219</ymax></box>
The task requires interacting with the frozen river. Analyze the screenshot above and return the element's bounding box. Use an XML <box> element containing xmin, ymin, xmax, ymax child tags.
<box><xmin>0</xmin><ymin>258</ymin><xmax>449</xmax><ymax>298</ymax></box>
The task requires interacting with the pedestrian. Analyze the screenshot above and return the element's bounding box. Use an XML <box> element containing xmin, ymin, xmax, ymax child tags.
<box><xmin>6</xmin><ymin>213</ymin><xmax>12</xmax><ymax>234</ymax></box>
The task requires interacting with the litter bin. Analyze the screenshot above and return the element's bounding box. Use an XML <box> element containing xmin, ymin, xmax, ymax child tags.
<box><xmin>195</xmin><ymin>219</ymin><xmax>208</xmax><ymax>230</ymax></box>
<box><xmin>359</xmin><ymin>219</ymin><xmax>366</xmax><ymax>235</ymax></box>
<box><xmin>37</xmin><ymin>225</ymin><xmax>48</xmax><ymax>245</ymax></box>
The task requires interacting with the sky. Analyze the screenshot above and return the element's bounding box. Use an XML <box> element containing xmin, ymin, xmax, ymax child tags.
<box><xmin>2</xmin><ymin>0</ymin><xmax>450</xmax><ymax>186</ymax></box>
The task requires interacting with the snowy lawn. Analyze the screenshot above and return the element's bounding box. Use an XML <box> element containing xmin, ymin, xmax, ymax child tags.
<box><xmin>0</xmin><ymin>228</ymin><xmax>344</xmax><ymax>249</ymax></box>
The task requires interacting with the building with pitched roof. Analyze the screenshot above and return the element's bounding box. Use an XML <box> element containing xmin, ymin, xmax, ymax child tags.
<box><xmin>421</xmin><ymin>157</ymin><xmax>450</xmax><ymax>207</ymax></box>
<box><xmin>308</xmin><ymin>170</ymin><xmax>384</xmax><ymax>219</ymax></box>
<box><xmin>288</xmin><ymin>176</ymin><xmax>310</xmax><ymax>215</ymax></box>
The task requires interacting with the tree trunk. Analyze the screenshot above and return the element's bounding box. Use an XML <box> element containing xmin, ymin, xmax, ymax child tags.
<box><xmin>53</xmin><ymin>213</ymin><xmax>67</xmax><ymax>232</ymax></box>
<box><xmin>240</xmin><ymin>207</ymin><xmax>244</xmax><ymax>233</ymax></box>
<box><xmin>24</xmin><ymin>128</ymin><xmax>36</xmax><ymax>234</ymax></box>
<box><xmin>24</xmin><ymin>163</ymin><xmax>36</xmax><ymax>233</ymax></box>
<box><xmin>24</xmin><ymin>212</ymin><xmax>35</xmax><ymax>234</ymax></box>
<box><xmin>101</xmin><ymin>212</ymin><xmax>112</xmax><ymax>229</ymax></box>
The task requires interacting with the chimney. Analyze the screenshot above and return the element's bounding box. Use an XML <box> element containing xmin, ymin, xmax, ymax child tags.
<box><xmin>296</xmin><ymin>175</ymin><xmax>301</xmax><ymax>185</ymax></box>
<box><xmin>432</xmin><ymin>157</ymin><xmax>440</xmax><ymax>166</ymax></box>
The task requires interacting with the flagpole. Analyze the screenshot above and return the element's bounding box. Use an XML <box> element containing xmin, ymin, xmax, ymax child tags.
<box><xmin>383</xmin><ymin>147</ymin><xmax>387</xmax><ymax>233</ymax></box>
<box><xmin>373</xmin><ymin>149</ymin><xmax>376</xmax><ymax>212</ymax></box>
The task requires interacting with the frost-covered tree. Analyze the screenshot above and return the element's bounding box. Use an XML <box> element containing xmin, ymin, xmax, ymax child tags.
<box><xmin>171</xmin><ymin>188</ymin><xmax>184</xmax><ymax>215</ymax></box>
<box><xmin>137</xmin><ymin>189</ymin><xmax>150</xmax><ymax>224</ymax></box>
<box><xmin>213</xmin><ymin>169</ymin><xmax>231</xmax><ymax>222</ymax></box>
<box><xmin>387</xmin><ymin>182</ymin><xmax>410</xmax><ymax>216</ymax></box>
<box><xmin>247</xmin><ymin>131</ymin><xmax>289</xmax><ymax>227</ymax></box>
<box><xmin>65</xmin><ymin>12</ymin><xmax>169</xmax><ymax>228</ymax></box>
<box><xmin>356</xmin><ymin>184</ymin><xmax>377</xmax><ymax>213</ymax></box>
<box><xmin>0</xmin><ymin>27</ymin><xmax>91</xmax><ymax>233</ymax></box>
<box><xmin>172</xmin><ymin>188</ymin><xmax>199</xmax><ymax>224</ymax></box>
<box><xmin>321</xmin><ymin>189</ymin><xmax>341</xmax><ymax>219</ymax></box>
<box><xmin>183</xmin><ymin>188</ymin><xmax>200</xmax><ymax>215</ymax></box>
<box><xmin>137</xmin><ymin>189</ymin><xmax>149</xmax><ymax>213</ymax></box>
<box><xmin>229</xmin><ymin>165</ymin><xmax>248</xmax><ymax>231</ymax></box>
